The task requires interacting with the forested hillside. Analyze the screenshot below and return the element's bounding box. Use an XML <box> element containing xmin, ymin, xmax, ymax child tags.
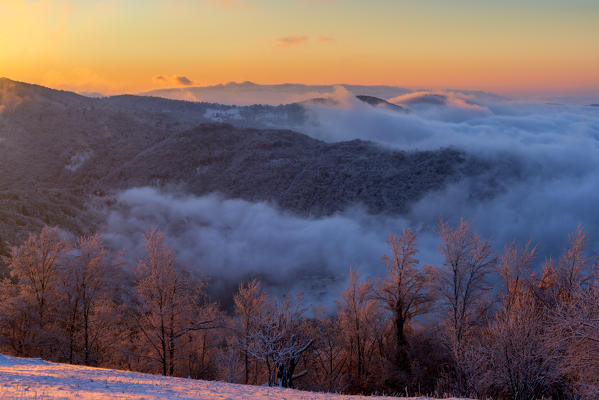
<box><xmin>0</xmin><ymin>78</ymin><xmax>493</xmax><ymax>246</ymax></box>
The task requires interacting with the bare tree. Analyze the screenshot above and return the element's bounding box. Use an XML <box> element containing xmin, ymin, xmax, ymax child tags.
<box><xmin>133</xmin><ymin>228</ymin><xmax>216</xmax><ymax>376</ymax></box>
<box><xmin>477</xmin><ymin>292</ymin><xmax>558</xmax><ymax>400</ymax></box>
<box><xmin>336</xmin><ymin>268</ymin><xmax>384</xmax><ymax>392</ymax></box>
<box><xmin>57</xmin><ymin>233</ymin><xmax>116</xmax><ymax>365</ymax></box>
<box><xmin>430</xmin><ymin>219</ymin><xmax>496</xmax><ymax>395</ymax></box>
<box><xmin>0</xmin><ymin>234</ymin><xmax>9</xmax><ymax>275</ymax></box>
<box><xmin>537</xmin><ymin>225</ymin><xmax>591</xmax><ymax>307</ymax></box>
<box><xmin>307</xmin><ymin>308</ymin><xmax>346</xmax><ymax>393</ymax></box>
<box><xmin>245</xmin><ymin>294</ymin><xmax>313</xmax><ymax>387</ymax></box>
<box><xmin>377</xmin><ymin>230</ymin><xmax>432</xmax><ymax>373</ymax></box>
<box><xmin>0</xmin><ymin>276</ymin><xmax>30</xmax><ymax>355</ymax></box>
<box><xmin>5</xmin><ymin>221</ymin><xmax>599</xmax><ymax>398</ymax></box>
<box><xmin>215</xmin><ymin>333</ymin><xmax>243</xmax><ymax>383</ymax></box>
<box><xmin>543</xmin><ymin>226</ymin><xmax>599</xmax><ymax>397</ymax></box>
<box><xmin>233</xmin><ymin>279</ymin><xmax>267</xmax><ymax>384</ymax></box>
<box><xmin>552</xmin><ymin>283</ymin><xmax>599</xmax><ymax>398</ymax></box>
<box><xmin>5</xmin><ymin>226</ymin><xmax>70</xmax><ymax>356</ymax></box>
<box><xmin>473</xmin><ymin>242</ymin><xmax>561</xmax><ymax>400</ymax></box>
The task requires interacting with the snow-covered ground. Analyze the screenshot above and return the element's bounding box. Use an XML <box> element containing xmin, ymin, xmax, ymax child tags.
<box><xmin>0</xmin><ymin>354</ymin><xmax>466</xmax><ymax>400</ymax></box>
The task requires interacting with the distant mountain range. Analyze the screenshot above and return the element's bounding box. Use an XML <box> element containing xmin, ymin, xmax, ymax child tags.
<box><xmin>142</xmin><ymin>81</ymin><xmax>413</xmax><ymax>106</ymax></box>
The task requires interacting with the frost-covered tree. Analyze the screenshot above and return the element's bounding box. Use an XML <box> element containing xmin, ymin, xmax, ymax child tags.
<box><xmin>215</xmin><ymin>333</ymin><xmax>244</xmax><ymax>383</ymax></box>
<box><xmin>478</xmin><ymin>291</ymin><xmax>559</xmax><ymax>400</ymax></box>
<box><xmin>430</xmin><ymin>219</ymin><xmax>496</xmax><ymax>395</ymax></box>
<box><xmin>536</xmin><ymin>225</ymin><xmax>591</xmax><ymax>308</ymax></box>
<box><xmin>552</xmin><ymin>283</ymin><xmax>599</xmax><ymax>398</ymax></box>
<box><xmin>4</xmin><ymin>226</ymin><xmax>70</xmax><ymax>356</ymax></box>
<box><xmin>472</xmin><ymin>242</ymin><xmax>561</xmax><ymax>400</ymax></box>
<box><xmin>377</xmin><ymin>230</ymin><xmax>432</xmax><ymax>373</ymax></box>
<box><xmin>497</xmin><ymin>241</ymin><xmax>536</xmax><ymax>311</ymax></box>
<box><xmin>336</xmin><ymin>268</ymin><xmax>384</xmax><ymax>392</ymax></box>
<box><xmin>132</xmin><ymin>228</ymin><xmax>216</xmax><ymax>376</ymax></box>
<box><xmin>233</xmin><ymin>279</ymin><xmax>268</xmax><ymax>384</ymax></box>
<box><xmin>0</xmin><ymin>276</ymin><xmax>29</xmax><ymax>355</ymax></box>
<box><xmin>306</xmin><ymin>308</ymin><xmax>346</xmax><ymax>393</ymax></box>
<box><xmin>245</xmin><ymin>293</ymin><xmax>313</xmax><ymax>387</ymax></box>
<box><xmin>0</xmin><ymin>234</ymin><xmax>10</xmax><ymax>275</ymax></box>
<box><xmin>57</xmin><ymin>233</ymin><xmax>117</xmax><ymax>365</ymax></box>
<box><xmin>542</xmin><ymin>226</ymin><xmax>599</xmax><ymax>398</ymax></box>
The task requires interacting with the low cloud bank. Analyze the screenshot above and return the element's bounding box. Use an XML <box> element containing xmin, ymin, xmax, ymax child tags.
<box><xmin>299</xmin><ymin>89</ymin><xmax>599</xmax><ymax>259</ymax></box>
<box><xmin>102</xmin><ymin>188</ymin><xmax>414</xmax><ymax>304</ymax></box>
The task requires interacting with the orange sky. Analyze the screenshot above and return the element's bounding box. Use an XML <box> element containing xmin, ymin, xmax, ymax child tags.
<box><xmin>1</xmin><ymin>0</ymin><xmax>598</xmax><ymax>96</ymax></box>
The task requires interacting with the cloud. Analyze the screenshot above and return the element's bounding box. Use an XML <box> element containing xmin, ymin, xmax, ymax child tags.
<box><xmin>386</xmin><ymin>91</ymin><xmax>492</xmax><ymax>122</ymax></box>
<box><xmin>101</xmin><ymin>188</ymin><xmax>405</xmax><ymax>306</ymax></box>
<box><xmin>390</xmin><ymin>92</ymin><xmax>449</xmax><ymax>106</ymax></box>
<box><xmin>175</xmin><ymin>76</ymin><xmax>193</xmax><ymax>86</ymax></box>
<box><xmin>298</xmin><ymin>91</ymin><xmax>599</xmax><ymax>254</ymax></box>
<box><xmin>152</xmin><ymin>75</ymin><xmax>196</xmax><ymax>87</ymax></box>
<box><xmin>273</xmin><ymin>34</ymin><xmax>334</xmax><ymax>48</ymax></box>
<box><xmin>318</xmin><ymin>35</ymin><xmax>335</xmax><ymax>43</ymax></box>
<box><xmin>275</xmin><ymin>35</ymin><xmax>309</xmax><ymax>48</ymax></box>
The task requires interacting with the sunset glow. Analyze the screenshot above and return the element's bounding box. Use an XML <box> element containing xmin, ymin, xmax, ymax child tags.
<box><xmin>1</xmin><ymin>0</ymin><xmax>598</xmax><ymax>96</ymax></box>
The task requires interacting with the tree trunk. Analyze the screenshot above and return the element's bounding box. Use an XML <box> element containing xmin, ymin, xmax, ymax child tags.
<box><xmin>244</xmin><ymin>350</ymin><xmax>249</xmax><ymax>384</ymax></box>
<box><xmin>168</xmin><ymin>312</ymin><xmax>175</xmax><ymax>376</ymax></box>
<box><xmin>277</xmin><ymin>358</ymin><xmax>298</xmax><ymax>388</ymax></box>
<box><xmin>161</xmin><ymin>316</ymin><xmax>167</xmax><ymax>376</ymax></box>
<box><xmin>84</xmin><ymin>307</ymin><xmax>89</xmax><ymax>365</ymax></box>
<box><xmin>266</xmin><ymin>358</ymin><xmax>273</xmax><ymax>386</ymax></box>
<box><xmin>395</xmin><ymin>312</ymin><xmax>410</xmax><ymax>373</ymax></box>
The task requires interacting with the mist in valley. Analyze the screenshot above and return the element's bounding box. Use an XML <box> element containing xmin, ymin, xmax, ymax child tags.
<box><xmin>89</xmin><ymin>87</ymin><xmax>599</xmax><ymax>305</ymax></box>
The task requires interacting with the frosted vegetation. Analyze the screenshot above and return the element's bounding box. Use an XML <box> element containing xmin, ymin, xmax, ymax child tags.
<box><xmin>1</xmin><ymin>222</ymin><xmax>599</xmax><ymax>399</ymax></box>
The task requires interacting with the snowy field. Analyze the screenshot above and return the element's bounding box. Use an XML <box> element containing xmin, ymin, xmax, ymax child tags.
<box><xmin>0</xmin><ymin>354</ymin><xmax>466</xmax><ymax>400</ymax></box>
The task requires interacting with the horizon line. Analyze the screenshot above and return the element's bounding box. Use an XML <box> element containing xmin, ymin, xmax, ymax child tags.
<box><xmin>2</xmin><ymin>76</ymin><xmax>599</xmax><ymax>103</ymax></box>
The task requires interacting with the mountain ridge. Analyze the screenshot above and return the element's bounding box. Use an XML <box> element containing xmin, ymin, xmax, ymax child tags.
<box><xmin>0</xmin><ymin>79</ymin><xmax>507</xmax><ymax>249</ymax></box>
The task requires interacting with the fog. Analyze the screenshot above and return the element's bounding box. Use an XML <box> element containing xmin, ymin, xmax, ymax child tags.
<box><xmin>102</xmin><ymin>188</ymin><xmax>422</xmax><ymax>305</ymax></box>
<box><xmin>299</xmin><ymin>89</ymin><xmax>599</xmax><ymax>252</ymax></box>
<box><xmin>101</xmin><ymin>89</ymin><xmax>599</xmax><ymax>303</ymax></box>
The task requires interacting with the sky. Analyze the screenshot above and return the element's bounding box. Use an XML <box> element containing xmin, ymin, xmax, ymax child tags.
<box><xmin>1</xmin><ymin>0</ymin><xmax>598</xmax><ymax>96</ymax></box>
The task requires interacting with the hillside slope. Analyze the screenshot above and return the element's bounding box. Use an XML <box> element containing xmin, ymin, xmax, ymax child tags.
<box><xmin>0</xmin><ymin>78</ymin><xmax>497</xmax><ymax>247</ymax></box>
<box><xmin>108</xmin><ymin>123</ymin><xmax>476</xmax><ymax>215</ymax></box>
<box><xmin>0</xmin><ymin>354</ymin><xmax>467</xmax><ymax>400</ymax></box>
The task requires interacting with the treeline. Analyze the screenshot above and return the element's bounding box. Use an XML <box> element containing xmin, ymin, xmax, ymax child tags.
<box><xmin>1</xmin><ymin>220</ymin><xmax>598</xmax><ymax>399</ymax></box>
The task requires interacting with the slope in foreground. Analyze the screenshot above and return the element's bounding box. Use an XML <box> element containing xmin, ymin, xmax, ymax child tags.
<box><xmin>0</xmin><ymin>354</ymin><xmax>467</xmax><ymax>400</ymax></box>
